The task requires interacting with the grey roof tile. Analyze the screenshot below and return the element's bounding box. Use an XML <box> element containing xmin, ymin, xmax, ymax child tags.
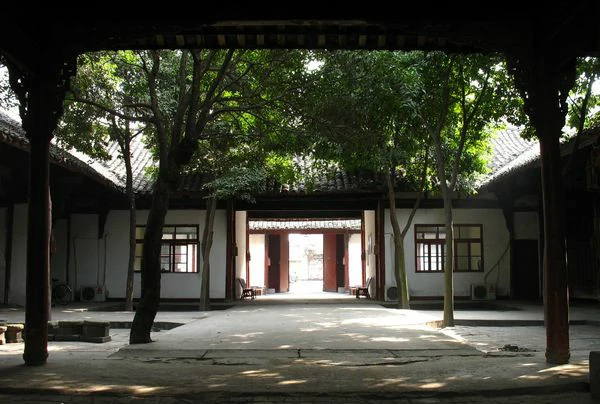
<box><xmin>481</xmin><ymin>125</ymin><xmax>600</xmax><ymax>189</ymax></box>
<box><xmin>0</xmin><ymin>111</ymin><xmax>122</xmax><ymax>192</ymax></box>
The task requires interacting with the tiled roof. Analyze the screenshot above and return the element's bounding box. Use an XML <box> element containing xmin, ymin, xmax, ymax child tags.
<box><xmin>486</xmin><ymin>126</ymin><xmax>538</xmax><ymax>174</ymax></box>
<box><xmin>9</xmin><ymin>108</ymin><xmax>597</xmax><ymax>198</ymax></box>
<box><xmin>0</xmin><ymin>111</ymin><xmax>122</xmax><ymax>192</ymax></box>
<box><xmin>480</xmin><ymin>125</ymin><xmax>600</xmax><ymax>189</ymax></box>
<box><xmin>249</xmin><ymin>218</ymin><xmax>361</xmax><ymax>231</ymax></box>
<box><xmin>479</xmin><ymin>126</ymin><xmax>539</xmax><ymax>188</ymax></box>
<box><xmin>262</xmin><ymin>168</ymin><xmax>387</xmax><ymax>195</ymax></box>
<box><xmin>101</xmin><ymin>135</ymin><xmax>156</xmax><ymax>193</ymax></box>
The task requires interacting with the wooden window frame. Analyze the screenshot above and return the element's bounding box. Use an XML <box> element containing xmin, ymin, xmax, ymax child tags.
<box><xmin>134</xmin><ymin>225</ymin><xmax>199</xmax><ymax>273</ymax></box>
<box><xmin>414</xmin><ymin>224</ymin><xmax>483</xmax><ymax>273</ymax></box>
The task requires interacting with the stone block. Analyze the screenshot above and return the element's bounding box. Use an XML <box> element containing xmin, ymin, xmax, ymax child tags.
<box><xmin>54</xmin><ymin>334</ymin><xmax>80</xmax><ymax>341</ymax></box>
<box><xmin>47</xmin><ymin>321</ymin><xmax>59</xmax><ymax>340</ymax></box>
<box><xmin>83</xmin><ymin>321</ymin><xmax>110</xmax><ymax>338</ymax></box>
<box><xmin>81</xmin><ymin>335</ymin><xmax>112</xmax><ymax>343</ymax></box>
<box><xmin>5</xmin><ymin>324</ymin><xmax>24</xmax><ymax>343</ymax></box>
<box><xmin>57</xmin><ymin>321</ymin><xmax>83</xmax><ymax>336</ymax></box>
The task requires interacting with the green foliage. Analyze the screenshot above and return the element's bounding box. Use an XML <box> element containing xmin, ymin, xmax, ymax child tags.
<box><xmin>297</xmin><ymin>50</ymin><xmax>525</xmax><ymax>194</ymax></box>
<box><xmin>204</xmin><ymin>166</ymin><xmax>266</xmax><ymax>202</ymax></box>
<box><xmin>264</xmin><ymin>154</ymin><xmax>299</xmax><ymax>186</ymax></box>
<box><xmin>420</xmin><ymin>52</ymin><xmax>522</xmax><ymax>193</ymax></box>
<box><xmin>57</xmin><ymin>51</ymin><xmax>151</xmax><ymax>161</ymax></box>
<box><xmin>566</xmin><ymin>57</ymin><xmax>600</xmax><ymax>133</ymax></box>
<box><xmin>156</xmin><ymin>48</ymin><xmax>309</xmax><ymax>198</ymax></box>
<box><xmin>57</xmin><ymin>101</ymin><xmax>111</xmax><ymax>160</ymax></box>
<box><xmin>0</xmin><ymin>61</ymin><xmax>17</xmax><ymax>113</ymax></box>
<box><xmin>299</xmin><ymin>50</ymin><xmax>431</xmax><ymax>190</ymax></box>
<box><xmin>56</xmin><ymin>49</ymin><xmax>310</xmax><ymax>201</ymax></box>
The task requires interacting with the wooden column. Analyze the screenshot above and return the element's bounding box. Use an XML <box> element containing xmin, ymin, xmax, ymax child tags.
<box><xmin>507</xmin><ymin>40</ymin><xmax>576</xmax><ymax>365</ymax></box>
<box><xmin>538</xmin><ymin>119</ymin><xmax>571</xmax><ymax>364</ymax></box>
<box><xmin>6</xmin><ymin>53</ymin><xmax>75</xmax><ymax>365</ymax></box>
<box><xmin>225</xmin><ymin>199</ymin><xmax>235</xmax><ymax>301</ymax></box>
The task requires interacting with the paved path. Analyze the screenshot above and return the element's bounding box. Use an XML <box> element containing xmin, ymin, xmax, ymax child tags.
<box><xmin>0</xmin><ymin>391</ymin><xmax>595</xmax><ymax>403</ymax></box>
<box><xmin>0</xmin><ymin>300</ymin><xmax>597</xmax><ymax>403</ymax></box>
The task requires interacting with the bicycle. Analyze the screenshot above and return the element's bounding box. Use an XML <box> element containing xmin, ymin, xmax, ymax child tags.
<box><xmin>51</xmin><ymin>278</ymin><xmax>73</xmax><ymax>305</ymax></box>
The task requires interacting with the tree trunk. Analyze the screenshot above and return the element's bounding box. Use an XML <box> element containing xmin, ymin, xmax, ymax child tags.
<box><xmin>124</xmin><ymin>144</ymin><xmax>136</xmax><ymax>312</ymax></box>
<box><xmin>386</xmin><ymin>173</ymin><xmax>410</xmax><ymax>309</ymax></box>
<box><xmin>393</xmin><ymin>238</ymin><xmax>409</xmax><ymax>308</ymax></box>
<box><xmin>199</xmin><ymin>196</ymin><xmax>216</xmax><ymax>311</ymax></box>
<box><xmin>129</xmin><ymin>175</ymin><xmax>169</xmax><ymax>344</ymax></box>
<box><xmin>442</xmin><ymin>192</ymin><xmax>455</xmax><ymax>327</ymax></box>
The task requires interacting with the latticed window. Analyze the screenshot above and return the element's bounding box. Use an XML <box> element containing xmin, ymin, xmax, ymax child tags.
<box><xmin>415</xmin><ymin>224</ymin><xmax>483</xmax><ymax>273</ymax></box>
<box><xmin>135</xmin><ymin>225</ymin><xmax>199</xmax><ymax>273</ymax></box>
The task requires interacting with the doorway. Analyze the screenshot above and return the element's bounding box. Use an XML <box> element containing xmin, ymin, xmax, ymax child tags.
<box><xmin>512</xmin><ymin>239</ymin><xmax>540</xmax><ymax>300</ymax></box>
<box><xmin>246</xmin><ymin>218</ymin><xmax>363</xmax><ymax>298</ymax></box>
<box><xmin>288</xmin><ymin>234</ymin><xmax>323</xmax><ymax>293</ymax></box>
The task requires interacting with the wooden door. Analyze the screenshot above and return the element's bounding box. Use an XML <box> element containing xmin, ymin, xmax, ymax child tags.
<box><xmin>279</xmin><ymin>234</ymin><xmax>289</xmax><ymax>293</ymax></box>
<box><xmin>336</xmin><ymin>234</ymin><xmax>346</xmax><ymax>289</ymax></box>
<box><xmin>513</xmin><ymin>240</ymin><xmax>540</xmax><ymax>300</ymax></box>
<box><xmin>267</xmin><ymin>234</ymin><xmax>281</xmax><ymax>292</ymax></box>
<box><xmin>323</xmin><ymin>234</ymin><xmax>337</xmax><ymax>292</ymax></box>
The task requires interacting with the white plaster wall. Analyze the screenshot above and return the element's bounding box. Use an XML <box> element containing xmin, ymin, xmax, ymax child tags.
<box><xmin>363</xmin><ymin>210</ymin><xmax>376</xmax><ymax>296</ymax></box>
<box><xmin>9</xmin><ymin>204</ymin><xmax>27</xmax><ymax>306</ymax></box>
<box><xmin>50</xmin><ymin>218</ymin><xmax>68</xmax><ymax>283</ymax></box>
<box><xmin>104</xmin><ymin>209</ymin><xmax>227</xmax><ymax>299</ymax></box>
<box><xmin>70</xmin><ymin>214</ymin><xmax>101</xmax><ymax>294</ymax></box>
<box><xmin>0</xmin><ymin>207</ymin><xmax>6</xmax><ymax>303</ymax></box>
<box><xmin>248</xmin><ymin>234</ymin><xmax>265</xmax><ymax>287</ymax></box>
<box><xmin>514</xmin><ymin>212</ymin><xmax>539</xmax><ymax>240</ymax></box>
<box><xmin>348</xmin><ymin>233</ymin><xmax>362</xmax><ymax>286</ymax></box>
<box><xmin>384</xmin><ymin>208</ymin><xmax>510</xmax><ymax>298</ymax></box>
<box><xmin>235</xmin><ymin>211</ymin><xmax>247</xmax><ymax>298</ymax></box>
<box><xmin>103</xmin><ymin>211</ymin><xmax>132</xmax><ymax>298</ymax></box>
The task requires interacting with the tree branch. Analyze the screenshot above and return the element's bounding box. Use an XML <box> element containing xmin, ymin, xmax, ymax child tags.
<box><xmin>193</xmin><ymin>49</ymin><xmax>236</xmax><ymax>136</ymax></box>
<box><xmin>430</xmin><ymin>58</ymin><xmax>454</xmax><ymax>194</ymax></box>
<box><xmin>449</xmin><ymin>63</ymin><xmax>491</xmax><ymax>190</ymax></box>
<box><xmin>401</xmin><ymin>144</ymin><xmax>429</xmax><ymax>238</ymax></box>
<box><xmin>171</xmin><ymin>49</ymin><xmax>191</xmax><ymax>148</ymax></box>
<box><xmin>65</xmin><ymin>94</ymin><xmax>154</xmax><ymax>124</ymax></box>
<box><xmin>563</xmin><ymin>74</ymin><xmax>594</xmax><ymax>177</ymax></box>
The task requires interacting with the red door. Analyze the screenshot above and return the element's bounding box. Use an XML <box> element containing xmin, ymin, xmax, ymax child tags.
<box><xmin>323</xmin><ymin>234</ymin><xmax>337</xmax><ymax>292</ymax></box>
<box><xmin>280</xmin><ymin>235</ymin><xmax>289</xmax><ymax>293</ymax></box>
<box><xmin>267</xmin><ymin>234</ymin><xmax>281</xmax><ymax>292</ymax></box>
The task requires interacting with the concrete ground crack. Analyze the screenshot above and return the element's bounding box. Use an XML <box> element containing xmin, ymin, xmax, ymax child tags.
<box><xmin>352</xmin><ymin>359</ymin><xmax>429</xmax><ymax>367</ymax></box>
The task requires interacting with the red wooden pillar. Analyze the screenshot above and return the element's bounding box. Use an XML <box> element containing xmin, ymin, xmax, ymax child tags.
<box><xmin>539</xmin><ymin>129</ymin><xmax>570</xmax><ymax>364</ymax></box>
<box><xmin>7</xmin><ymin>54</ymin><xmax>75</xmax><ymax>365</ymax></box>
<box><xmin>279</xmin><ymin>235</ymin><xmax>289</xmax><ymax>293</ymax></box>
<box><xmin>507</xmin><ymin>42</ymin><xmax>575</xmax><ymax>365</ymax></box>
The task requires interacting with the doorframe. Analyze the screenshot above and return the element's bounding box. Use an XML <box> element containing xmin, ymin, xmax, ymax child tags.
<box><xmin>248</xmin><ymin>228</ymin><xmax>360</xmax><ymax>293</ymax></box>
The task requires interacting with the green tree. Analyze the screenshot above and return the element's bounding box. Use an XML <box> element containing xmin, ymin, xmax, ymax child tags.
<box><xmin>0</xmin><ymin>60</ymin><xmax>17</xmax><ymax>114</ymax></box>
<box><xmin>562</xmin><ymin>56</ymin><xmax>600</xmax><ymax>176</ymax></box>
<box><xmin>420</xmin><ymin>52</ymin><xmax>522</xmax><ymax>327</ymax></box>
<box><xmin>116</xmin><ymin>49</ymin><xmax>306</xmax><ymax>341</ymax></box>
<box><xmin>57</xmin><ymin>51</ymin><xmax>151</xmax><ymax>312</ymax></box>
<box><xmin>299</xmin><ymin>50</ymin><xmax>431</xmax><ymax>308</ymax></box>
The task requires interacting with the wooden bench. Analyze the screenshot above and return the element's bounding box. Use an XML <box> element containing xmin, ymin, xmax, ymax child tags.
<box><xmin>238</xmin><ymin>278</ymin><xmax>256</xmax><ymax>301</ymax></box>
<box><xmin>355</xmin><ymin>277</ymin><xmax>373</xmax><ymax>299</ymax></box>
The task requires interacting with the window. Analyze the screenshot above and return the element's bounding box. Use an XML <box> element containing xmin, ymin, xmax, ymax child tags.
<box><xmin>134</xmin><ymin>225</ymin><xmax>199</xmax><ymax>273</ymax></box>
<box><xmin>454</xmin><ymin>224</ymin><xmax>483</xmax><ymax>272</ymax></box>
<box><xmin>415</xmin><ymin>224</ymin><xmax>483</xmax><ymax>273</ymax></box>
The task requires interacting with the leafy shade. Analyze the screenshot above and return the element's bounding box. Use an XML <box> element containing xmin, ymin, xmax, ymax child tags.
<box><xmin>203</xmin><ymin>166</ymin><xmax>266</xmax><ymax>202</ymax></box>
<box><xmin>300</xmin><ymin>50</ymin><xmax>431</xmax><ymax>190</ymax></box>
